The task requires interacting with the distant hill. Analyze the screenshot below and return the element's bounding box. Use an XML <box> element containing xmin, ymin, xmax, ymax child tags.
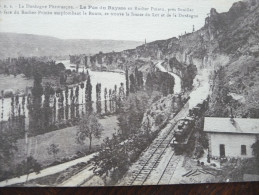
<box><xmin>0</xmin><ymin>33</ymin><xmax>142</xmax><ymax>59</ymax></box>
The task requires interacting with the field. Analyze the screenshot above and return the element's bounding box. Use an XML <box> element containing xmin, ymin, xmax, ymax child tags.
<box><xmin>0</xmin><ymin>74</ymin><xmax>33</xmax><ymax>92</ymax></box>
<box><xmin>12</xmin><ymin>115</ymin><xmax>119</xmax><ymax>168</ymax></box>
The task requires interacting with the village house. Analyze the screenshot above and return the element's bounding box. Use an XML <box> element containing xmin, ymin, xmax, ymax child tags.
<box><xmin>204</xmin><ymin>117</ymin><xmax>259</xmax><ymax>158</ymax></box>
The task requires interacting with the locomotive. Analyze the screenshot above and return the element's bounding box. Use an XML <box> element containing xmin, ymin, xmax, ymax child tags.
<box><xmin>171</xmin><ymin>98</ymin><xmax>208</xmax><ymax>155</ymax></box>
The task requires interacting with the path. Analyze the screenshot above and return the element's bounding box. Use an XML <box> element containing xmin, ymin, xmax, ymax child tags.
<box><xmin>0</xmin><ymin>153</ymin><xmax>97</xmax><ymax>187</ymax></box>
<box><xmin>156</xmin><ymin>62</ymin><xmax>182</xmax><ymax>94</ymax></box>
<box><xmin>60</xmin><ymin>165</ymin><xmax>95</xmax><ymax>186</ymax></box>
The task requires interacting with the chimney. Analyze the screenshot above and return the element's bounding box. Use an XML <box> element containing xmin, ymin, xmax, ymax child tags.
<box><xmin>230</xmin><ymin>107</ymin><xmax>235</xmax><ymax>124</ymax></box>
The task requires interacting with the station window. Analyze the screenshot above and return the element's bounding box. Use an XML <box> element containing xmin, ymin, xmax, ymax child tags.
<box><xmin>219</xmin><ymin>144</ymin><xmax>225</xmax><ymax>157</ymax></box>
<box><xmin>241</xmin><ymin>145</ymin><xmax>247</xmax><ymax>155</ymax></box>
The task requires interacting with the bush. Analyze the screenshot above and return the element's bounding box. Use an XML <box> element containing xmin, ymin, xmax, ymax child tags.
<box><xmin>194</xmin><ymin>145</ymin><xmax>205</xmax><ymax>159</ymax></box>
<box><xmin>13</xmin><ymin>156</ymin><xmax>42</xmax><ymax>179</ymax></box>
<box><xmin>0</xmin><ymin>170</ymin><xmax>14</xmax><ymax>181</ymax></box>
<box><xmin>199</xmin><ymin>132</ymin><xmax>209</xmax><ymax>149</ymax></box>
<box><xmin>252</xmin><ymin>140</ymin><xmax>259</xmax><ymax>165</ymax></box>
<box><xmin>249</xmin><ymin>82</ymin><xmax>254</xmax><ymax>87</ymax></box>
<box><xmin>92</xmin><ymin>132</ymin><xmax>156</xmax><ymax>185</ymax></box>
<box><xmin>155</xmin><ymin>114</ymin><xmax>164</xmax><ymax>126</ymax></box>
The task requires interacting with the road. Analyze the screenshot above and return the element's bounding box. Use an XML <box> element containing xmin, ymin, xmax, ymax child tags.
<box><xmin>156</xmin><ymin>62</ymin><xmax>182</xmax><ymax>94</ymax></box>
<box><xmin>0</xmin><ymin>153</ymin><xmax>97</xmax><ymax>187</ymax></box>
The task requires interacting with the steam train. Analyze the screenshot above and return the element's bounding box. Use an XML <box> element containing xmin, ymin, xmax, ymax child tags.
<box><xmin>171</xmin><ymin>98</ymin><xmax>208</xmax><ymax>155</ymax></box>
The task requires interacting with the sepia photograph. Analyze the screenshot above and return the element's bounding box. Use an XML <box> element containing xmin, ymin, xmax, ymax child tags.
<box><xmin>0</xmin><ymin>0</ymin><xmax>258</xmax><ymax>187</ymax></box>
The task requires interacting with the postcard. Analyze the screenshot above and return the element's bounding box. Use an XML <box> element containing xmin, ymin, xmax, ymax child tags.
<box><xmin>0</xmin><ymin>0</ymin><xmax>258</xmax><ymax>186</ymax></box>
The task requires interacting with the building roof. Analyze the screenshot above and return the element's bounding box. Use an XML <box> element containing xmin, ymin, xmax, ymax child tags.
<box><xmin>204</xmin><ymin>117</ymin><xmax>259</xmax><ymax>134</ymax></box>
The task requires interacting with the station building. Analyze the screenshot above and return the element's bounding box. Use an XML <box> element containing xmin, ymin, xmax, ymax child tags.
<box><xmin>204</xmin><ymin>117</ymin><xmax>259</xmax><ymax>158</ymax></box>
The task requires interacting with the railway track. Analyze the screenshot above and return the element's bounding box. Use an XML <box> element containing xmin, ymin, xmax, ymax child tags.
<box><xmin>124</xmin><ymin>102</ymin><xmax>190</xmax><ymax>186</ymax></box>
<box><xmin>129</xmin><ymin>129</ymin><xmax>175</xmax><ymax>185</ymax></box>
<box><xmin>157</xmin><ymin>154</ymin><xmax>181</xmax><ymax>184</ymax></box>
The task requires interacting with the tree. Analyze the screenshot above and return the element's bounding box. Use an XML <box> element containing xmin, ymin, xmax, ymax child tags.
<box><xmin>65</xmin><ymin>86</ymin><xmax>69</xmax><ymax>120</ymax></box>
<box><xmin>125</xmin><ymin>66</ymin><xmax>129</xmax><ymax>96</ymax></box>
<box><xmin>18</xmin><ymin>156</ymin><xmax>42</xmax><ymax>182</ymax></box>
<box><xmin>81</xmin><ymin>71</ymin><xmax>87</xmax><ymax>81</ymax></box>
<box><xmin>138</xmin><ymin>71</ymin><xmax>144</xmax><ymax>89</ymax></box>
<box><xmin>31</xmin><ymin>71</ymin><xmax>43</xmax><ymax>98</ymax></box>
<box><xmin>134</xmin><ymin>67</ymin><xmax>143</xmax><ymax>90</ymax></box>
<box><xmin>75</xmin><ymin>85</ymin><xmax>79</xmax><ymax>103</ymax></box>
<box><xmin>104</xmin><ymin>88</ymin><xmax>108</xmax><ymax>113</ymax></box>
<box><xmin>75</xmin><ymin>85</ymin><xmax>80</xmax><ymax>117</ymax></box>
<box><xmin>96</xmin><ymin>83</ymin><xmax>102</xmax><ymax>114</ymax></box>
<box><xmin>29</xmin><ymin>71</ymin><xmax>44</xmax><ymax>135</ymax></box>
<box><xmin>56</xmin><ymin>63</ymin><xmax>66</xmax><ymax>72</ymax></box>
<box><xmin>76</xmin><ymin>63</ymin><xmax>79</xmax><ymax>73</ymax></box>
<box><xmin>22</xmin><ymin>95</ymin><xmax>26</xmax><ymax>115</ymax></box>
<box><xmin>113</xmin><ymin>85</ymin><xmax>118</xmax><ymax>112</ymax></box>
<box><xmin>58</xmin><ymin>91</ymin><xmax>65</xmax><ymax>120</ymax></box>
<box><xmin>70</xmin><ymin>89</ymin><xmax>75</xmax><ymax>119</ymax></box>
<box><xmin>145</xmin><ymin>72</ymin><xmax>153</xmax><ymax>92</ymax></box>
<box><xmin>85</xmin><ymin>76</ymin><xmax>93</xmax><ymax>113</ymax></box>
<box><xmin>24</xmin><ymin>64</ymin><xmax>32</xmax><ymax>78</ymax></box>
<box><xmin>134</xmin><ymin>67</ymin><xmax>139</xmax><ymax>90</ymax></box>
<box><xmin>142</xmin><ymin>116</ymin><xmax>151</xmax><ymax>140</ymax></box>
<box><xmin>119</xmin><ymin>83</ymin><xmax>125</xmax><ymax>100</ymax></box>
<box><xmin>77</xmin><ymin>113</ymin><xmax>103</xmax><ymax>151</ymax></box>
<box><xmin>129</xmin><ymin>74</ymin><xmax>136</xmax><ymax>93</ymax></box>
<box><xmin>85</xmin><ymin>76</ymin><xmax>92</xmax><ymax>102</ymax></box>
<box><xmin>96</xmin><ymin>83</ymin><xmax>101</xmax><ymax>102</ymax></box>
<box><xmin>92</xmin><ymin>134</ymin><xmax>129</xmax><ymax>185</ymax></box>
<box><xmin>59</xmin><ymin>72</ymin><xmax>67</xmax><ymax>85</ymax></box>
<box><xmin>43</xmin><ymin>84</ymin><xmax>54</xmax><ymax>129</ymax></box>
<box><xmin>252</xmin><ymin>140</ymin><xmax>259</xmax><ymax>164</ymax></box>
<box><xmin>118</xmin><ymin>91</ymin><xmax>149</xmax><ymax>138</ymax></box>
<box><xmin>47</xmin><ymin>144</ymin><xmax>60</xmax><ymax>160</ymax></box>
<box><xmin>0</xmin><ymin>131</ymin><xmax>17</xmax><ymax>175</ymax></box>
<box><xmin>117</xmin><ymin>83</ymin><xmax>125</xmax><ymax>112</ymax></box>
<box><xmin>109</xmin><ymin>89</ymin><xmax>112</xmax><ymax>112</ymax></box>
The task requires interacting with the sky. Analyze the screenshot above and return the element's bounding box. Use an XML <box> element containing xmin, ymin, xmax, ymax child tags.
<box><xmin>0</xmin><ymin>0</ymin><xmax>240</xmax><ymax>41</ymax></box>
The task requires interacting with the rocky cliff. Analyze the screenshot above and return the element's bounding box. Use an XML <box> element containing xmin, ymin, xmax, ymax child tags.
<box><xmin>91</xmin><ymin>0</ymin><xmax>259</xmax><ymax>117</ymax></box>
<box><xmin>91</xmin><ymin>0</ymin><xmax>258</xmax><ymax>69</ymax></box>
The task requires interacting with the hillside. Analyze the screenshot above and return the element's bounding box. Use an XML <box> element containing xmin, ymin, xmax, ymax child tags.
<box><xmin>89</xmin><ymin>0</ymin><xmax>259</xmax><ymax>117</ymax></box>
<box><xmin>0</xmin><ymin>33</ymin><xmax>142</xmax><ymax>59</ymax></box>
<box><xmin>1</xmin><ymin>0</ymin><xmax>258</xmax><ymax>117</ymax></box>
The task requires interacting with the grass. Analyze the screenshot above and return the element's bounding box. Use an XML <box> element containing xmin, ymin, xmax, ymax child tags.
<box><xmin>0</xmin><ymin>74</ymin><xmax>33</xmax><ymax>92</ymax></box>
<box><xmin>218</xmin><ymin>158</ymin><xmax>259</xmax><ymax>182</ymax></box>
<box><xmin>12</xmin><ymin>162</ymin><xmax>89</xmax><ymax>186</ymax></box>
<box><xmin>11</xmin><ymin>115</ymin><xmax>119</xmax><ymax>169</ymax></box>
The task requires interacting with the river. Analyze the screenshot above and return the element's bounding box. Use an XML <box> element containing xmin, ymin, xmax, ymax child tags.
<box><xmin>0</xmin><ymin>62</ymin><xmax>125</xmax><ymax>129</ymax></box>
<box><xmin>60</xmin><ymin>60</ymin><xmax>125</xmax><ymax>101</ymax></box>
<box><xmin>1</xmin><ymin>60</ymin><xmax>210</xmax><ymax>130</ymax></box>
